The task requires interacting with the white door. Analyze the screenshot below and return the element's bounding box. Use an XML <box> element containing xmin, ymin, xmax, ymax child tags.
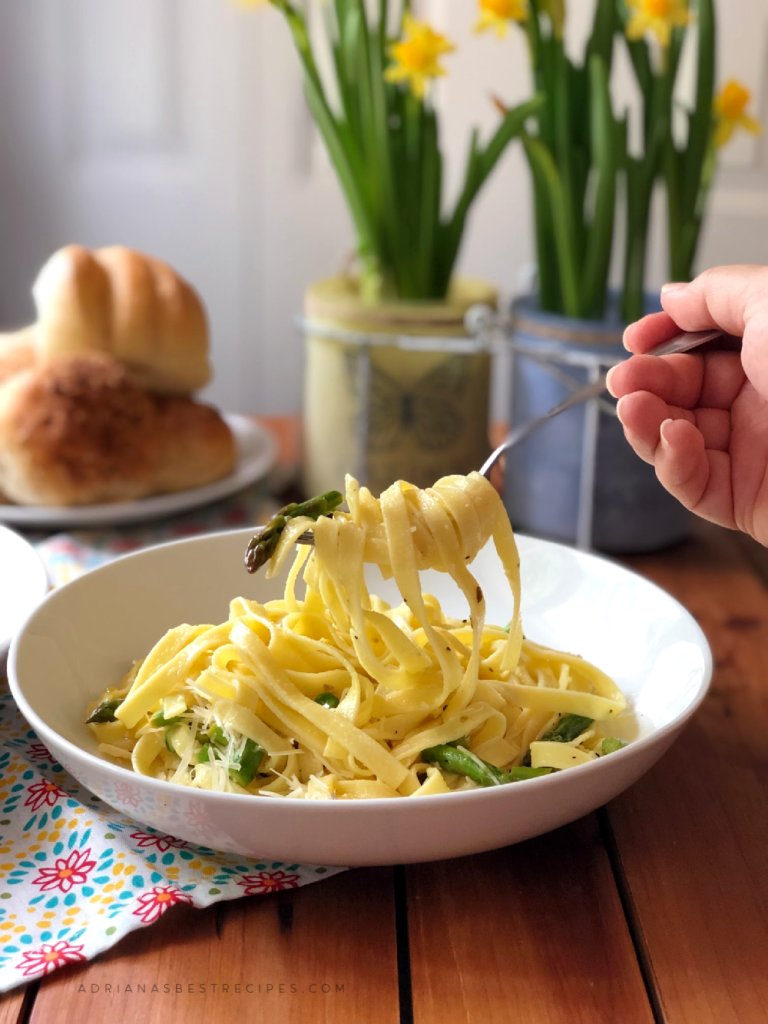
<box><xmin>0</xmin><ymin>0</ymin><xmax>765</xmax><ymax>416</ymax></box>
<box><xmin>0</xmin><ymin>0</ymin><xmax>352</xmax><ymax>416</ymax></box>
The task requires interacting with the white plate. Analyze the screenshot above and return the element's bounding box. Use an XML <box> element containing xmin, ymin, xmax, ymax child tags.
<box><xmin>0</xmin><ymin>415</ymin><xmax>276</xmax><ymax>529</ymax></box>
<box><xmin>8</xmin><ymin>529</ymin><xmax>712</xmax><ymax>866</ymax></box>
<box><xmin>0</xmin><ymin>526</ymin><xmax>48</xmax><ymax>659</ymax></box>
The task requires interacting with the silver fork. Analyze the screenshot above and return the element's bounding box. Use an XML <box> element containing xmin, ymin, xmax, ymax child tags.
<box><xmin>292</xmin><ymin>327</ymin><xmax>727</xmax><ymax>547</ymax></box>
<box><xmin>479</xmin><ymin>327</ymin><xmax>726</xmax><ymax>479</ymax></box>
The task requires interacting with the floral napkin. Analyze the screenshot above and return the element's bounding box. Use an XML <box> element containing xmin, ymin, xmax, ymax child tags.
<box><xmin>0</xmin><ymin>483</ymin><xmax>345</xmax><ymax>993</ymax></box>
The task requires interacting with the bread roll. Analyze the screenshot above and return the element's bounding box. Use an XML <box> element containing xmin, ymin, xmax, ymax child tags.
<box><xmin>149</xmin><ymin>394</ymin><xmax>238</xmax><ymax>496</ymax></box>
<box><xmin>0</xmin><ymin>354</ymin><xmax>234</xmax><ymax>506</ymax></box>
<box><xmin>0</xmin><ymin>329</ymin><xmax>36</xmax><ymax>386</ymax></box>
<box><xmin>31</xmin><ymin>245</ymin><xmax>211</xmax><ymax>394</ymax></box>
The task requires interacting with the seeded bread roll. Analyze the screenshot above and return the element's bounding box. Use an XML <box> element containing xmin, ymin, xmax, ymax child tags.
<box><xmin>28</xmin><ymin>245</ymin><xmax>211</xmax><ymax>394</ymax></box>
<box><xmin>0</xmin><ymin>354</ymin><xmax>234</xmax><ymax>506</ymax></box>
<box><xmin>0</xmin><ymin>329</ymin><xmax>36</xmax><ymax>386</ymax></box>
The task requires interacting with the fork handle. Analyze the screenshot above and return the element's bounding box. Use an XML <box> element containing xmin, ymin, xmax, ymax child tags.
<box><xmin>480</xmin><ymin>327</ymin><xmax>729</xmax><ymax>479</ymax></box>
<box><xmin>646</xmin><ymin>328</ymin><xmax>725</xmax><ymax>357</ymax></box>
<box><xmin>480</xmin><ymin>376</ymin><xmax>607</xmax><ymax>478</ymax></box>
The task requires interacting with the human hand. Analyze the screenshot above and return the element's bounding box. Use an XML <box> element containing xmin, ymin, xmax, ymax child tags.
<box><xmin>606</xmin><ymin>266</ymin><xmax>768</xmax><ymax>544</ymax></box>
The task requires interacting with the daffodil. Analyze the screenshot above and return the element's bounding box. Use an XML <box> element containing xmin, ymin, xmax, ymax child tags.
<box><xmin>475</xmin><ymin>0</ymin><xmax>528</xmax><ymax>38</ymax></box>
<box><xmin>625</xmin><ymin>0</ymin><xmax>690</xmax><ymax>49</ymax></box>
<box><xmin>384</xmin><ymin>14</ymin><xmax>455</xmax><ymax>100</ymax></box>
<box><xmin>713</xmin><ymin>80</ymin><xmax>762</xmax><ymax>148</ymax></box>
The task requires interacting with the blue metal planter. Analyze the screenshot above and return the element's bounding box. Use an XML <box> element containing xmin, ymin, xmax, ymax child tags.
<box><xmin>503</xmin><ymin>295</ymin><xmax>691</xmax><ymax>554</ymax></box>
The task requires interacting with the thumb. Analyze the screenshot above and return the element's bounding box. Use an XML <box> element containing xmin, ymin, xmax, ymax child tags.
<box><xmin>661</xmin><ymin>265</ymin><xmax>768</xmax><ymax>400</ymax></box>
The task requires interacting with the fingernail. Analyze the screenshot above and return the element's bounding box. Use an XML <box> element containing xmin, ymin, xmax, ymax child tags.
<box><xmin>622</xmin><ymin>326</ymin><xmax>632</xmax><ymax>351</ymax></box>
<box><xmin>661</xmin><ymin>282</ymin><xmax>687</xmax><ymax>295</ymax></box>
<box><xmin>616</xmin><ymin>396</ymin><xmax>627</xmax><ymax>425</ymax></box>
<box><xmin>605</xmin><ymin>366</ymin><xmax>617</xmax><ymax>396</ymax></box>
<box><xmin>659</xmin><ymin>418</ymin><xmax>673</xmax><ymax>449</ymax></box>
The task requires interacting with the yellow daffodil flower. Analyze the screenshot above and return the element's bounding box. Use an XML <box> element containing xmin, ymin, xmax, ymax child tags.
<box><xmin>714</xmin><ymin>80</ymin><xmax>762</xmax><ymax>148</ymax></box>
<box><xmin>625</xmin><ymin>0</ymin><xmax>690</xmax><ymax>49</ymax></box>
<box><xmin>385</xmin><ymin>14</ymin><xmax>455</xmax><ymax>99</ymax></box>
<box><xmin>475</xmin><ymin>0</ymin><xmax>529</xmax><ymax>38</ymax></box>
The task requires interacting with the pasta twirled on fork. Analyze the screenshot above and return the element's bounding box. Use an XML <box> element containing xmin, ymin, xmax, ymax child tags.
<box><xmin>86</xmin><ymin>472</ymin><xmax>627</xmax><ymax>798</ymax></box>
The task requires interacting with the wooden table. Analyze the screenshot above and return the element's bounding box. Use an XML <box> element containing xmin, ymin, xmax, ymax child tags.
<box><xmin>3</xmin><ymin>470</ymin><xmax>768</xmax><ymax>1021</ymax></box>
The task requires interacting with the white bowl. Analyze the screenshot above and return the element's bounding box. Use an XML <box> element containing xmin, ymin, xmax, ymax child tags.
<box><xmin>0</xmin><ymin>525</ymin><xmax>49</xmax><ymax>660</ymax></box>
<box><xmin>8</xmin><ymin>529</ymin><xmax>711</xmax><ymax>866</ymax></box>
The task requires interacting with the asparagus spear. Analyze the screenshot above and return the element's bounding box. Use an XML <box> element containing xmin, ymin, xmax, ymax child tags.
<box><xmin>504</xmin><ymin>765</ymin><xmax>556</xmax><ymax>781</ymax></box>
<box><xmin>195</xmin><ymin>725</ymin><xmax>228</xmax><ymax>763</ymax></box>
<box><xmin>229</xmin><ymin>739</ymin><xmax>265</xmax><ymax>787</ymax></box>
<box><xmin>244</xmin><ymin>491</ymin><xmax>344</xmax><ymax>574</ymax></box>
<box><xmin>422</xmin><ymin>744</ymin><xmax>552</xmax><ymax>787</ymax></box>
<box><xmin>151</xmin><ymin>711</ymin><xmax>181</xmax><ymax>728</ymax></box>
<box><xmin>85</xmin><ymin>698</ymin><xmax>124</xmax><ymax>724</ymax></box>
<box><xmin>196</xmin><ymin>738</ymin><xmax>265</xmax><ymax>788</ymax></box>
<box><xmin>207</xmin><ymin>724</ymin><xmax>228</xmax><ymax>747</ymax></box>
<box><xmin>315</xmin><ymin>692</ymin><xmax>340</xmax><ymax>709</ymax></box>
<box><xmin>522</xmin><ymin>713</ymin><xmax>595</xmax><ymax>765</ymax></box>
<box><xmin>539</xmin><ymin>714</ymin><xmax>594</xmax><ymax>743</ymax></box>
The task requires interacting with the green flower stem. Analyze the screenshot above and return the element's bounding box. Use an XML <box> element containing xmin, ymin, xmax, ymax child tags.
<box><xmin>682</xmin><ymin>0</ymin><xmax>716</xmax><ymax>233</ymax></box>
<box><xmin>521</xmin><ymin>130</ymin><xmax>580</xmax><ymax>317</ymax></box>
<box><xmin>270</xmin><ymin>1</ymin><xmax>538</xmax><ymax>301</ymax></box>
<box><xmin>275</xmin><ymin>1</ymin><xmax>379</xmax><ymax>289</ymax></box>
<box><xmin>530</xmin><ymin>1</ymin><xmax>713</xmax><ymax>319</ymax></box>
<box><xmin>587</xmin><ymin>0</ymin><xmax>615</xmax><ymax>72</ymax></box>
<box><xmin>531</xmin><ymin>163</ymin><xmax>562</xmax><ymax>312</ymax></box>
<box><xmin>435</xmin><ymin>96</ymin><xmax>544</xmax><ymax>297</ymax></box>
<box><xmin>622</xmin><ymin>156</ymin><xmax>652</xmax><ymax>324</ymax></box>
<box><xmin>581</xmin><ymin>54</ymin><xmax>617</xmax><ymax>318</ymax></box>
<box><xmin>664</xmin><ymin>0</ymin><xmax>715</xmax><ymax>282</ymax></box>
<box><xmin>622</xmin><ymin>36</ymin><xmax>679</xmax><ymax>322</ymax></box>
<box><xmin>665</xmin><ymin>144</ymin><xmax>681</xmax><ymax>277</ymax></box>
<box><xmin>551</xmin><ymin>39</ymin><xmax>583</xmax><ymax>277</ymax></box>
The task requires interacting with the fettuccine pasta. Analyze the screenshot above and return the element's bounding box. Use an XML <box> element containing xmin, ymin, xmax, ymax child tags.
<box><xmin>85</xmin><ymin>472</ymin><xmax>628</xmax><ymax>799</ymax></box>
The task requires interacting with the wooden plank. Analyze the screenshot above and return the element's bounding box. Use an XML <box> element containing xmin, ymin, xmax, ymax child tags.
<box><xmin>0</xmin><ymin>989</ymin><xmax>28</xmax><ymax>1024</ymax></box>
<box><xmin>407</xmin><ymin>815</ymin><xmax>655</xmax><ymax>1024</ymax></box>
<box><xmin>30</xmin><ymin>868</ymin><xmax>400</xmax><ymax>1024</ymax></box>
<box><xmin>607</xmin><ymin>524</ymin><xmax>768</xmax><ymax>1024</ymax></box>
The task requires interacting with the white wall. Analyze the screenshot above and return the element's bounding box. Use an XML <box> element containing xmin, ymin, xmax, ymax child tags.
<box><xmin>0</xmin><ymin>0</ymin><xmax>766</xmax><ymax>418</ymax></box>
